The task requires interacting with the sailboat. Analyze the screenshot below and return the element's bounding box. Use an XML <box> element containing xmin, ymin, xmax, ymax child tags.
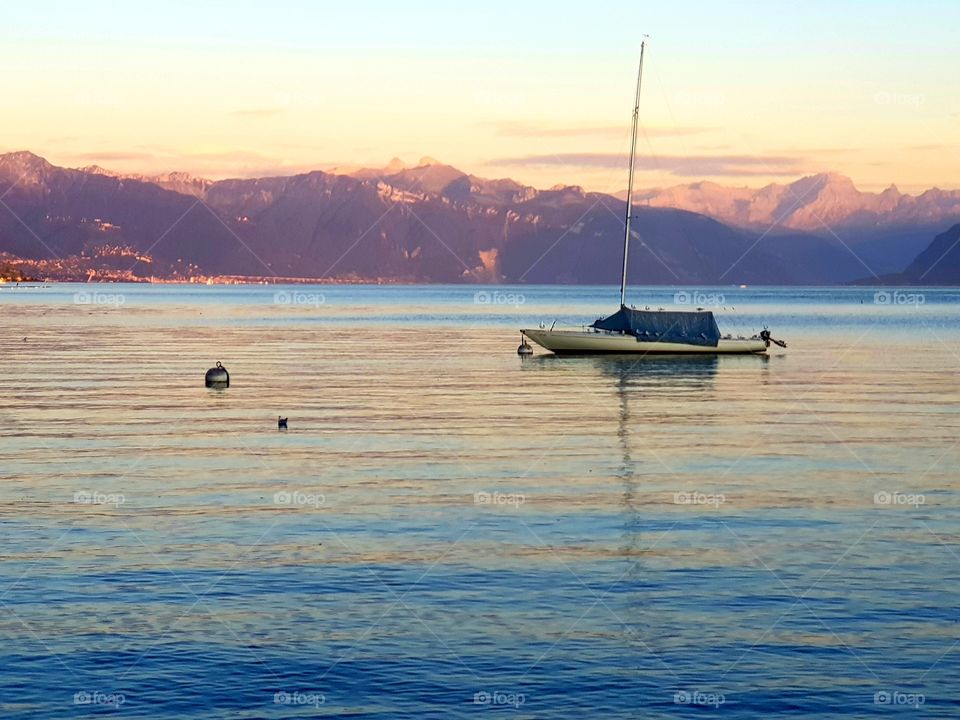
<box><xmin>520</xmin><ymin>42</ymin><xmax>785</xmax><ymax>356</ymax></box>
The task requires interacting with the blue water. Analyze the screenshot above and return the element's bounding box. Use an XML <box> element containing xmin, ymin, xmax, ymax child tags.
<box><xmin>0</xmin><ymin>284</ymin><xmax>958</xmax><ymax>717</ymax></box>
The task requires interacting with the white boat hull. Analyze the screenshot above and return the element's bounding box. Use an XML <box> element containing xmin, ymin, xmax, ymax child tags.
<box><xmin>521</xmin><ymin>328</ymin><xmax>767</xmax><ymax>355</ymax></box>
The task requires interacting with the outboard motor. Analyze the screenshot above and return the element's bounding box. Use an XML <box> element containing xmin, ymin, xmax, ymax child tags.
<box><xmin>759</xmin><ymin>329</ymin><xmax>787</xmax><ymax>349</ymax></box>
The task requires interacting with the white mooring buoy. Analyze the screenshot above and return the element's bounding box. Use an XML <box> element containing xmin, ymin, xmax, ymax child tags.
<box><xmin>205</xmin><ymin>361</ymin><xmax>230</xmax><ymax>388</ymax></box>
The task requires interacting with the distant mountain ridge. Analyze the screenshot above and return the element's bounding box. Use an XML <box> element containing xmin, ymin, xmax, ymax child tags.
<box><xmin>632</xmin><ymin>173</ymin><xmax>960</xmax><ymax>233</ymax></box>
<box><xmin>74</xmin><ymin>158</ymin><xmax>960</xmax><ymax>234</ymax></box>
<box><xmin>890</xmin><ymin>224</ymin><xmax>960</xmax><ymax>284</ymax></box>
<box><xmin>0</xmin><ymin>151</ymin><xmax>957</xmax><ymax>284</ymax></box>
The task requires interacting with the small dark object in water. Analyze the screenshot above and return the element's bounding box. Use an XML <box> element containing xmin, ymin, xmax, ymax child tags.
<box><xmin>278</xmin><ymin>416</ymin><xmax>288</xmax><ymax>430</ymax></box>
<box><xmin>517</xmin><ymin>333</ymin><xmax>533</xmax><ymax>356</ymax></box>
<box><xmin>205</xmin><ymin>361</ymin><xmax>230</xmax><ymax>388</ymax></box>
<box><xmin>759</xmin><ymin>329</ymin><xmax>787</xmax><ymax>349</ymax></box>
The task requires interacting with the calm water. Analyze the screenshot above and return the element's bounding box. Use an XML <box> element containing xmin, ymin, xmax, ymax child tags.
<box><xmin>1</xmin><ymin>284</ymin><xmax>958</xmax><ymax>718</ymax></box>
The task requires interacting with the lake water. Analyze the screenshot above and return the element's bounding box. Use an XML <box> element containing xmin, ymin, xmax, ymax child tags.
<box><xmin>1</xmin><ymin>284</ymin><xmax>958</xmax><ymax>718</ymax></box>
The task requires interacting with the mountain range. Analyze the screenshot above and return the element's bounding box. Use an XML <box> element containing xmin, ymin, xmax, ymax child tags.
<box><xmin>0</xmin><ymin>151</ymin><xmax>957</xmax><ymax>285</ymax></box>
<box><xmin>633</xmin><ymin>173</ymin><xmax>960</xmax><ymax>233</ymax></box>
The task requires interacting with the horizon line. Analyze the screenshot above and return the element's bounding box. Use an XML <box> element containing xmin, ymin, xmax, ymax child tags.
<box><xmin>1</xmin><ymin>148</ymin><xmax>954</xmax><ymax>196</ymax></box>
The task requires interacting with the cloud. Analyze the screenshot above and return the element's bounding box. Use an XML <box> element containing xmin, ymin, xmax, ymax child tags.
<box><xmin>769</xmin><ymin>147</ymin><xmax>858</xmax><ymax>156</ymax></box>
<box><xmin>229</xmin><ymin>108</ymin><xmax>287</xmax><ymax>118</ymax></box>
<box><xmin>487</xmin><ymin>153</ymin><xmax>806</xmax><ymax>177</ymax></box>
<box><xmin>638</xmin><ymin>125</ymin><xmax>717</xmax><ymax>138</ymax></box>
<box><xmin>66</xmin><ymin>151</ymin><xmax>157</xmax><ymax>162</ymax></box>
<box><xmin>227</xmin><ymin>162</ymin><xmax>324</xmax><ymax>179</ymax></box>
<box><xmin>55</xmin><ymin>147</ymin><xmax>322</xmax><ymax>181</ymax></box>
<box><xmin>487</xmin><ymin>121</ymin><xmax>714</xmax><ymax>138</ymax></box>
<box><xmin>182</xmin><ymin>150</ymin><xmax>277</xmax><ymax>162</ymax></box>
<box><xmin>171</xmin><ymin>150</ymin><xmax>322</xmax><ymax>179</ymax></box>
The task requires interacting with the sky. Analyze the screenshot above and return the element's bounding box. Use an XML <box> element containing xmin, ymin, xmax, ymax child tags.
<box><xmin>1</xmin><ymin>0</ymin><xmax>957</xmax><ymax>193</ymax></box>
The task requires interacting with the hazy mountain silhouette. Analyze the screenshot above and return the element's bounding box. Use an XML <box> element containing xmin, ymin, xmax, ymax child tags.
<box><xmin>632</xmin><ymin>173</ymin><xmax>960</xmax><ymax>232</ymax></box>
<box><xmin>0</xmin><ymin>151</ymin><xmax>951</xmax><ymax>284</ymax></box>
<box><xmin>0</xmin><ymin>152</ymin><xmax>258</xmax><ymax>275</ymax></box>
<box><xmin>888</xmin><ymin>224</ymin><xmax>960</xmax><ymax>284</ymax></box>
<box><xmin>630</xmin><ymin>173</ymin><xmax>960</xmax><ymax>275</ymax></box>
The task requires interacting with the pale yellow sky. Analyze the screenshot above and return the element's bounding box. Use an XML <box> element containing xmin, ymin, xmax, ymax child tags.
<box><xmin>2</xmin><ymin>2</ymin><xmax>957</xmax><ymax>194</ymax></box>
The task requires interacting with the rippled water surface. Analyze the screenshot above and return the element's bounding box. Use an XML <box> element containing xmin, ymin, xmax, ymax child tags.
<box><xmin>1</xmin><ymin>284</ymin><xmax>958</xmax><ymax>718</ymax></box>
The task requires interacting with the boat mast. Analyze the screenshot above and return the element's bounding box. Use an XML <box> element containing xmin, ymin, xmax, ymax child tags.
<box><xmin>619</xmin><ymin>40</ymin><xmax>646</xmax><ymax>308</ymax></box>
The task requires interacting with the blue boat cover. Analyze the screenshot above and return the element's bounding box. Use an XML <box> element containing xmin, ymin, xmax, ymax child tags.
<box><xmin>591</xmin><ymin>306</ymin><xmax>721</xmax><ymax>347</ymax></box>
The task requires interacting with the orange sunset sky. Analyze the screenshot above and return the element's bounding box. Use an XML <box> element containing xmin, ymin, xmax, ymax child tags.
<box><xmin>2</xmin><ymin>1</ymin><xmax>957</xmax><ymax>194</ymax></box>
